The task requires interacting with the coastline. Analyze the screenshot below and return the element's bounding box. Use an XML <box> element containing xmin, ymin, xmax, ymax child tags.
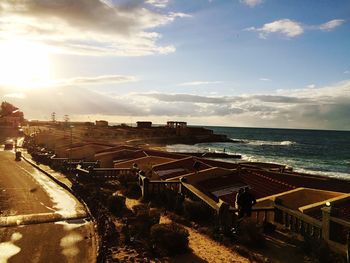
<box><xmin>15</xmin><ymin>125</ymin><xmax>350</xmax><ymax>262</ymax></box>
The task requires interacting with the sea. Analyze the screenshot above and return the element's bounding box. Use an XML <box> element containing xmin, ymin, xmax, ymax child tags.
<box><xmin>2</xmin><ymin>125</ymin><xmax>349</xmax><ymax>180</ymax></box>
<box><xmin>166</xmin><ymin>127</ymin><xmax>350</xmax><ymax>180</ymax></box>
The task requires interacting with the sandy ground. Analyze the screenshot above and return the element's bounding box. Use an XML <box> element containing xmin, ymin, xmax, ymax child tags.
<box><xmin>125</xmin><ymin>196</ymin><xmax>249</xmax><ymax>263</ymax></box>
<box><xmin>159</xmin><ymin>216</ymin><xmax>249</xmax><ymax>263</ymax></box>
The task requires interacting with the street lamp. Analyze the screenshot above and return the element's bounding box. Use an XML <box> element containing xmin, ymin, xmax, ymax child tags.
<box><xmin>69</xmin><ymin>125</ymin><xmax>74</xmax><ymax>161</ymax></box>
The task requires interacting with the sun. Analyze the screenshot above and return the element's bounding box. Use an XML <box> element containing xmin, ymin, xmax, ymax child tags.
<box><xmin>0</xmin><ymin>40</ymin><xmax>52</xmax><ymax>90</ymax></box>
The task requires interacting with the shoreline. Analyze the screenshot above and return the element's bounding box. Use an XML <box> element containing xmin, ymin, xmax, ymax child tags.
<box><xmin>17</xmin><ymin>128</ymin><xmax>350</xmax><ymax>262</ymax></box>
<box><xmin>164</xmin><ymin>142</ymin><xmax>349</xmax><ymax>181</ymax></box>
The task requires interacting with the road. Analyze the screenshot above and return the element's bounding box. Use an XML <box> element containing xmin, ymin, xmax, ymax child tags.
<box><xmin>0</xmin><ymin>149</ymin><xmax>96</xmax><ymax>263</ymax></box>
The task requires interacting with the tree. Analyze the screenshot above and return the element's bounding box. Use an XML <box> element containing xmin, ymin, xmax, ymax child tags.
<box><xmin>0</xmin><ymin>101</ymin><xmax>18</xmax><ymax>116</ymax></box>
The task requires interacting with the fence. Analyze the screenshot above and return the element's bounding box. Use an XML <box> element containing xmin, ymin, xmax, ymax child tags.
<box><xmin>138</xmin><ymin>176</ymin><xmax>181</xmax><ymax>200</ymax></box>
<box><xmin>138</xmin><ymin>176</ymin><xmax>275</xmax><ymax>230</ymax></box>
<box><xmin>76</xmin><ymin>166</ymin><xmax>134</xmax><ymax>180</ymax></box>
<box><xmin>274</xmin><ymin>204</ymin><xmax>322</xmax><ymax>240</ymax></box>
<box><xmin>326</xmin><ymin>208</ymin><xmax>350</xmax><ymax>256</ymax></box>
<box><xmin>229</xmin><ymin>206</ymin><xmax>275</xmax><ymax>225</ymax></box>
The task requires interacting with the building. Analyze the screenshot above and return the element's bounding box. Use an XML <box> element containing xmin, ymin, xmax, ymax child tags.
<box><xmin>136</xmin><ymin>121</ymin><xmax>152</xmax><ymax>128</ymax></box>
<box><xmin>166</xmin><ymin>121</ymin><xmax>187</xmax><ymax>129</ymax></box>
<box><xmin>95</xmin><ymin>120</ymin><xmax>108</xmax><ymax>127</ymax></box>
<box><xmin>0</xmin><ymin>109</ymin><xmax>24</xmax><ymax>127</ymax></box>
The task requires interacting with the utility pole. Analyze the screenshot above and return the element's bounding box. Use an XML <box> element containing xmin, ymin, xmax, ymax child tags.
<box><xmin>69</xmin><ymin>125</ymin><xmax>74</xmax><ymax>161</ymax></box>
<box><xmin>51</xmin><ymin>112</ymin><xmax>56</xmax><ymax>123</ymax></box>
<box><xmin>64</xmin><ymin>114</ymin><xmax>69</xmax><ymax>125</ymax></box>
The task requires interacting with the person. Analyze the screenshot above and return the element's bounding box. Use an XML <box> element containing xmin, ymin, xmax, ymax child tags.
<box><xmin>231</xmin><ymin>188</ymin><xmax>246</xmax><ymax>238</ymax></box>
<box><xmin>235</xmin><ymin>188</ymin><xmax>244</xmax><ymax>211</ymax></box>
<box><xmin>238</xmin><ymin>187</ymin><xmax>256</xmax><ymax>219</ymax></box>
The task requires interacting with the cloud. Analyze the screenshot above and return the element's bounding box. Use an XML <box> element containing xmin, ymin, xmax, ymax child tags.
<box><xmin>0</xmin><ymin>74</ymin><xmax>137</xmax><ymax>90</ymax></box>
<box><xmin>2</xmin><ymin>80</ymin><xmax>350</xmax><ymax>130</ymax></box>
<box><xmin>247</xmin><ymin>18</ymin><xmax>345</xmax><ymax>38</ymax></box>
<box><xmin>178</xmin><ymin>81</ymin><xmax>223</xmax><ymax>86</ymax></box>
<box><xmin>0</xmin><ymin>0</ymin><xmax>189</xmax><ymax>56</ymax></box>
<box><xmin>247</xmin><ymin>19</ymin><xmax>303</xmax><ymax>38</ymax></box>
<box><xmin>259</xmin><ymin>78</ymin><xmax>271</xmax><ymax>81</ymax></box>
<box><xmin>344</xmin><ymin>70</ymin><xmax>350</xmax><ymax>74</ymax></box>
<box><xmin>56</xmin><ymin>75</ymin><xmax>137</xmax><ymax>86</ymax></box>
<box><xmin>140</xmin><ymin>93</ymin><xmax>231</xmax><ymax>104</ymax></box>
<box><xmin>319</xmin><ymin>19</ymin><xmax>345</xmax><ymax>31</ymax></box>
<box><xmin>146</xmin><ymin>0</ymin><xmax>169</xmax><ymax>8</ymax></box>
<box><xmin>250</xmin><ymin>95</ymin><xmax>311</xmax><ymax>104</ymax></box>
<box><xmin>307</xmin><ymin>84</ymin><xmax>316</xmax><ymax>89</ymax></box>
<box><xmin>240</xmin><ymin>0</ymin><xmax>263</xmax><ymax>7</ymax></box>
<box><xmin>4</xmin><ymin>93</ymin><xmax>26</xmax><ymax>99</ymax></box>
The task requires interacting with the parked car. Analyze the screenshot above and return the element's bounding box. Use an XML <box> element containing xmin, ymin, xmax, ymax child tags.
<box><xmin>4</xmin><ymin>140</ymin><xmax>14</xmax><ymax>150</ymax></box>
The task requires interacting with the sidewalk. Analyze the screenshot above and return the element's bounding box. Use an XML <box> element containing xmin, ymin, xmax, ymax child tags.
<box><xmin>19</xmin><ymin>149</ymin><xmax>99</xmax><ymax>262</ymax></box>
<box><xmin>21</xmin><ymin>150</ymin><xmax>73</xmax><ymax>190</ymax></box>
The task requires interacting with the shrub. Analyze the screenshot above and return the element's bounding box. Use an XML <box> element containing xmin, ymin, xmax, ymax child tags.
<box><xmin>237</xmin><ymin>218</ymin><xmax>264</xmax><ymax>247</ymax></box>
<box><xmin>107</xmin><ymin>193</ymin><xmax>126</xmax><ymax>216</ymax></box>
<box><xmin>130</xmin><ymin>204</ymin><xmax>160</xmax><ymax>237</ymax></box>
<box><xmin>183</xmin><ymin>199</ymin><xmax>213</xmax><ymax>223</ymax></box>
<box><xmin>150</xmin><ymin>223</ymin><xmax>189</xmax><ymax>256</ymax></box>
<box><xmin>168</xmin><ymin>213</ymin><xmax>191</xmax><ymax>227</ymax></box>
<box><xmin>124</xmin><ymin>183</ymin><xmax>142</xmax><ymax>199</ymax></box>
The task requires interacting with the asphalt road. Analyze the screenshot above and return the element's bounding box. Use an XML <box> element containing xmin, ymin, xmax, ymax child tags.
<box><xmin>0</xmin><ymin>150</ymin><xmax>96</xmax><ymax>263</ymax></box>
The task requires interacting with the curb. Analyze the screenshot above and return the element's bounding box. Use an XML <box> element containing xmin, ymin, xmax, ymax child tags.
<box><xmin>0</xmin><ymin>212</ymin><xmax>87</xmax><ymax>227</ymax></box>
<box><xmin>22</xmin><ymin>155</ymin><xmax>73</xmax><ymax>194</ymax></box>
<box><xmin>21</xmin><ymin>153</ymin><xmax>99</xmax><ymax>263</ymax></box>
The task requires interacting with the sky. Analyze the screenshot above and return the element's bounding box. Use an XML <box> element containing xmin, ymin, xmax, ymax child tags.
<box><xmin>0</xmin><ymin>0</ymin><xmax>349</xmax><ymax>130</ymax></box>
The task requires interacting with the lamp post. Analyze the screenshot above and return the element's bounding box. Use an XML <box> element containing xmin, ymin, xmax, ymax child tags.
<box><xmin>69</xmin><ymin>125</ymin><xmax>74</xmax><ymax>161</ymax></box>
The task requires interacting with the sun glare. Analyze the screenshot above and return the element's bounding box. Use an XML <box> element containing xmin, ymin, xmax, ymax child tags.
<box><xmin>0</xmin><ymin>40</ymin><xmax>52</xmax><ymax>90</ymax></box>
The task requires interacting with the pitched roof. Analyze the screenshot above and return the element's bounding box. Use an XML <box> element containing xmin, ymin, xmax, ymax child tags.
<box><xmin>114</xmin><ymin>156</ymin><xmax>175</xmax><ymax>169</ymax></box>
<box><xmin>95</xmin><ymin>145</ymin><xmax>140</xmax><ymax>154</ymax></box>
<box><xmin>193</xmin><ymin>169</ymin><xmax>296</xmax><ymax>207</ymax></box>
<box><xmin>144</xmin><ymin>149</ymin><xmax>187</xmax><ymax>160</ymax></box>
<box><xmin>152</xmin><ymin>156</ymin><xmax>212</xmax><ymax>180</ymax></box>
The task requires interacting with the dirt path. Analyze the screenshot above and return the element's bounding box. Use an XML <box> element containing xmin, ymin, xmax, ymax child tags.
<box><xmin>160</xmin><ymin>216</ymin><xmax>249</xmax><ymax>263</ymax></box>
<box><xmin>124</xmin><ymin>196</ymin><xmax>249</xmax><ymax>262</ymax></box>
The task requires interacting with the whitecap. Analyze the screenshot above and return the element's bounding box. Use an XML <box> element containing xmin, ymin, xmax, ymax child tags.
<box><xmin>246</xmin><ymin>140</ymin><xmax>296</xmax><ymax>146</ymax></box>
<box><xmin>294</xmin><ymin>168</ymin><xmax>350</xmax><ymax>180</ymax></box>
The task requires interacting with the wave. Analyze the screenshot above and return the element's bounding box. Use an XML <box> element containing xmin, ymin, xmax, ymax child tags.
<box><xmin>166</xmin><ymin>144</ymin><xmax>203</xmax><ymax>152</ymax></box>
<box><xmin>231</xmin><ymin>138</ymin><xmax>296</xmax><ymax>146</ymax></box>
<box><xmin>294</xmin><ymin>168</ymin><xmax>350</xmax><ymax>180</ymax></box>
<box><xmin>240</xmin><ymin>154</ymin><xmax>350</xmax><ymax>180</ymax></box>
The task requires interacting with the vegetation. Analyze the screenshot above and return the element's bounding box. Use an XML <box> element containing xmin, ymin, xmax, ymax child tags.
<box><xmin>107</xmin><ymin>193</ymin><xmax>126</xmax><ymax>216</ymax></box>
<box><xmin>150</xmin><ymin>223</ymin><xmax>189</xmax><ymax>256</ymax></box>
<box><xmin>236</xmin><ymin>218</ymin><xmax>264</xmax><ymax>247</ymax></box>
<box><xmin>183</xmin><ymin>198</ymin><xmax>213</xmax><ymax>223</ymax></box>
<box><xmin>0</xmin><ymin>101</ymin><xmax>17</xmax><ymax>116</ymax></box>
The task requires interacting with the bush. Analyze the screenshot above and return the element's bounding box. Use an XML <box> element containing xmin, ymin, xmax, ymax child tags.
<box><xmin>150</xmin><ymin>223</ymin><xmax>189</xmax><ymax>256</ymax></box>
<box><xmin>107</xmin><ymin>193</ymin><xmax>126</xmax><ymax>216</ymax></box>
<box><xmin>183</xmin><ymin>199</ymin><xmax>213</xmax><ymax>223</ymax></box>
<box><xmin>124</xmin><ymin>183</ymin><xmax>142</xmax><ymax>199</ymax></box>
<box><xmin>237</xmin><ymin>218</ymin><xmax>264</xmax><ymax>247</ymax></box>
<box><xmin>168</xmin><ymin>213</ymin><xmax>191</xmax><ymax>227</ymax></box>
<box><xmin>130</xmin><ymin>204</ymin><xmax>160</xmax><ymax>237</ymax></box>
